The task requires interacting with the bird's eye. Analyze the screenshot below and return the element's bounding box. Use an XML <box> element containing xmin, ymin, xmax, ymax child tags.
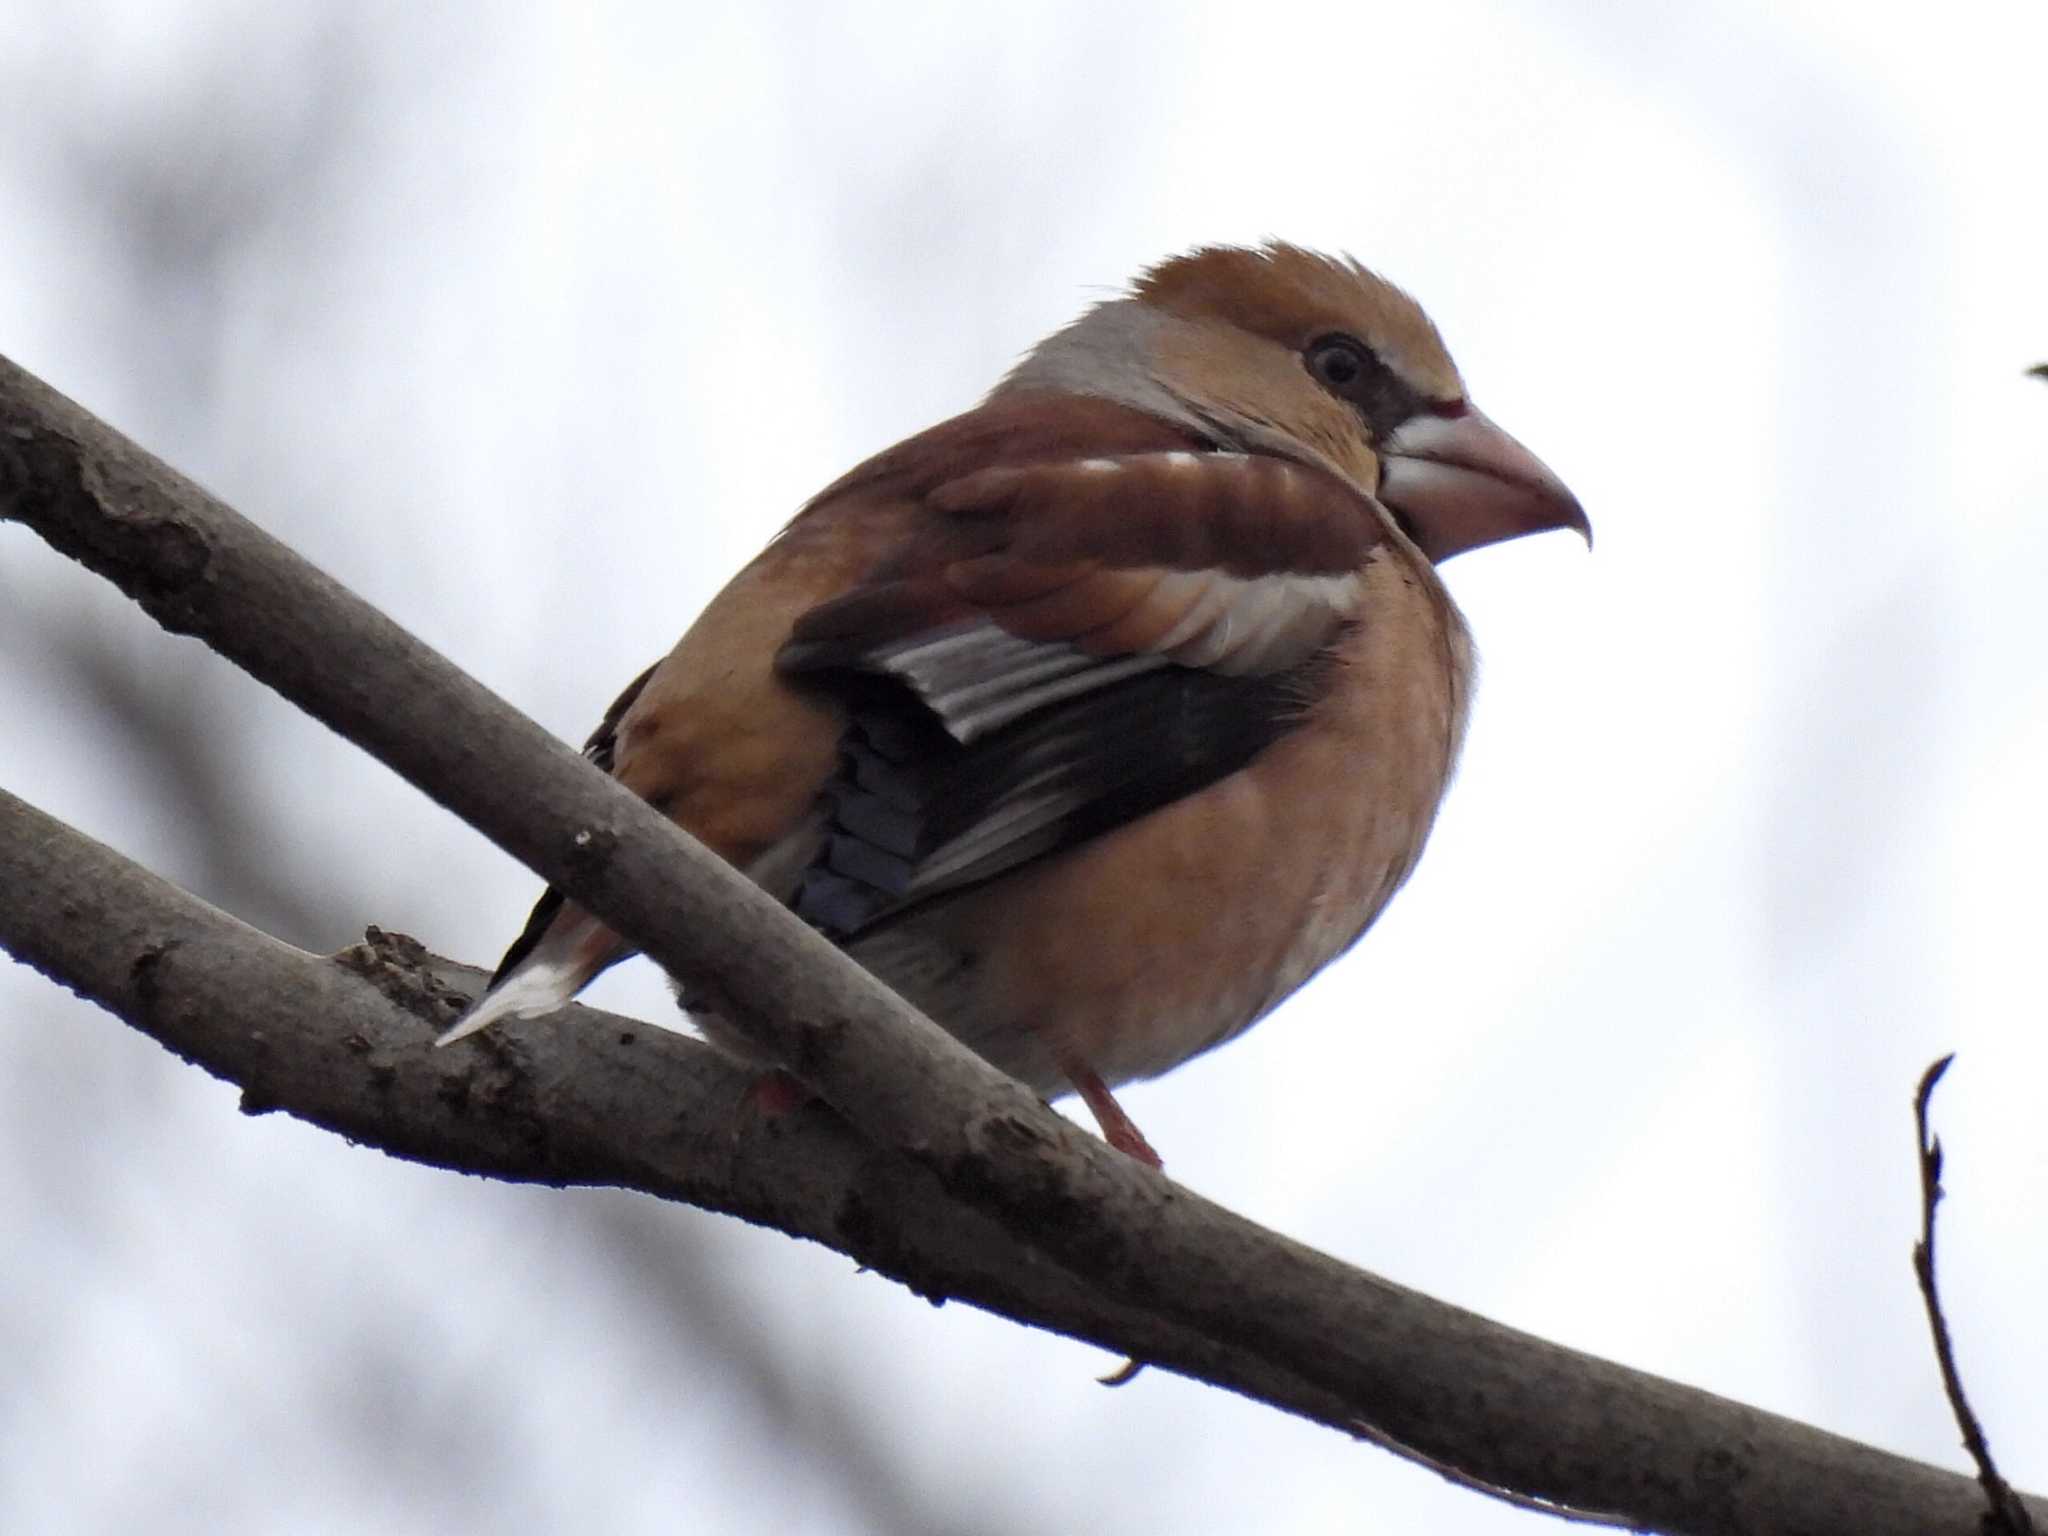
<box><xmin>1303</xmin><ymin>331</ymin><xmax>1421</xmax><ymax>437</ymax></box>
<box><xmin>1305</xmin><ymin>334</ymin><xmax>1375</xmax><ymax>394</ymax></box>
<box><xmin>1308</xmin><ymin>339</ymin><xmax>1363</xmax><ymax>386</ymax></box>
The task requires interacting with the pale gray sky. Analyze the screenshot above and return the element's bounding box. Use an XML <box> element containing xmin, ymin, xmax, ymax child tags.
<box><xmin>3</xmin><ymin>2</ymin><xmax>2045</xmax><ymax>1532</ymax></box>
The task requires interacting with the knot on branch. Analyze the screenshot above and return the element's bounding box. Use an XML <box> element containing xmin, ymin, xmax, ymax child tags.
<box><xmin>335</xmin><ymin>925</ymin><xmax>471</xmax><ymax>1030</ymax></box>
<box><xmin>1</xmin><ymin>423</ymin><xmax>214</xmax><ymax>616</ymax></box>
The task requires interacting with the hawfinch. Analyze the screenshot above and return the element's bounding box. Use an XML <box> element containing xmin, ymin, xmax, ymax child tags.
<box><xmin>444</xmin><ymin>242</ymin><xmax>1587</xmax><ymax>1167</ymax></box>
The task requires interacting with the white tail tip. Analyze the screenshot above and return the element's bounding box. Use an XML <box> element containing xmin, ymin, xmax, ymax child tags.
<box><xmin>436</xmin><ymin>955</ymin><xmax>587</xmax><ymax>1047</ymax></box>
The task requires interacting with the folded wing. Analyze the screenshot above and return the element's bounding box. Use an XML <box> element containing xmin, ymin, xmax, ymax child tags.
<box><xmin>778</xmin><ymin>447</ymin><xmax>1386</xmax><ymax>935</ymax></box>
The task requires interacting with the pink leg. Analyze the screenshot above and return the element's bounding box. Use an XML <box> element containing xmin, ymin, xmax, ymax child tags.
<box><xmin>719</xmin><ymin>1069</ymin><xmax>813</xmax><ymax>1147</ymax></box>
<box><xmin>742</xmin><ymin>1068</ymin><xmax>812</xmax><ymax>1119</ymax></box>
<box><xmin>1063</xmin><ymin>1058</ymin><xmax>1159</xmax><ymax>1385</ymax></box>
<box><xmin>1061</xmin><ymin>1058</ymin><xmax>1163</xmax><ymax>1170</ymax></box>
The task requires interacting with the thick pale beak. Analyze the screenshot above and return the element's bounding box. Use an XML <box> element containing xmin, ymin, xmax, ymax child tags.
<box><xmin>1377</xmin><ymin>405</ymin><xmax>1590</xmax><ymax>564</ymax></box>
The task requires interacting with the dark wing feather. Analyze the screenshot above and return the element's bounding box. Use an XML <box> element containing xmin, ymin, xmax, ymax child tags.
<box><xmin>789</xmin><ymin>637</ymin><xmax>1327</xmax><ymax>934</ymax></box>
<box><xmin>487</xmin><ymin>660</ymin><xmax>659</xmax><ymax>985</ymax></box>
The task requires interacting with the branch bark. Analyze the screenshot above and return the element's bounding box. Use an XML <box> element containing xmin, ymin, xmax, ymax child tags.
<box><xmin>2</xmin><ymin>350</ymin><xmax>2036</xmax><ymax>1535</ymax></box>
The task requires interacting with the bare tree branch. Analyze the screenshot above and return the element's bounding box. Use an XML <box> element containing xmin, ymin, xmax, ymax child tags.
<box><xmin>0</xmin><ymin>786</ymin><xmax>1378</xmax><ymax>1450</ymax></box>
<box><xmin>1912</xmin><ymin>1056</ymin><xmax>2035</xmax><ymax>1536</ymax></box>
<box><xmin>3</xmin><ymin>350</ymin><xmax>2040</xmax><ymax>1535</ymax></box>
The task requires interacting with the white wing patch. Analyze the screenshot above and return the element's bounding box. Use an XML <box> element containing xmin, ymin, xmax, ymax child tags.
<box><xmin>1146</xmin><ymin>569</ymin><xmax>1363</xmax><ymax>675</ymax></box>
<box><xmin>876</xmin><ymin>564</ymin><xmax>1361</xmax><ymax>744</ymax></box>
<box><xmin>872</xmin><ymin>624</ymin><xmax>1169</xmax><ymax>742</ymax></box>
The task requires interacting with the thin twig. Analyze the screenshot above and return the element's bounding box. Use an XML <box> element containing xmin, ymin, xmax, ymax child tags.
<box><xmin>1911</xmin><ymin>1054</ymin><xmax>2034</xmax><ymax>1535</ymax></box>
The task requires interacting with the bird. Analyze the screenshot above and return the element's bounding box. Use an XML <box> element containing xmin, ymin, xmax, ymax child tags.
<box><xmin>441</xmin><ymin>241</ymin><xmax>1588</xmax><ymax>1168</ymax></box>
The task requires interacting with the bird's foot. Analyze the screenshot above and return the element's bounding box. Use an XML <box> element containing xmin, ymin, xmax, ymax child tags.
<box><xmin>1061</xmin><ymin>1058</ymin><xmax>1163</xmax><ymax>1171</ymax></box>
<box><xmin>740</xmin><ymin>1068</ymin><xmax>812</xmax><ymax>1122</ymax></box>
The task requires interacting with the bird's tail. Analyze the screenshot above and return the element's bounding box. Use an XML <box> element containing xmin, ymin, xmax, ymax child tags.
<box><xmin>437</xmin><ymin>898</ymin><xmax>625</xmax><ymax>1046</ymax></box>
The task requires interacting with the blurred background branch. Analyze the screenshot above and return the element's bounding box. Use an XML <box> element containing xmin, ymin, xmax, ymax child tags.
<box><xmin>4</xmin><ymin>5</ymin><xmax>2045</xmax><ymax>1533</ymax></box>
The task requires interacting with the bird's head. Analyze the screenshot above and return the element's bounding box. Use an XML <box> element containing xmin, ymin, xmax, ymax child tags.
<box><xmin>999</xmin><ymin>241</ymin><xmax>1589</xmax><ymax>562</ymax></box>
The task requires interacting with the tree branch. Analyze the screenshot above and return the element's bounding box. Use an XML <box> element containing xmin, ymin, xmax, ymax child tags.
<box><xmin>2</xmin><ymin>350</ymin><xmax>2039</xmax><ymax>1534</ymax></box>
<box><xmin>0</xmin><ymin>785</ymin><xmax>1343</xmax><ymax>1409</ymax></box>
<box><xmin>1912</xmin><ymin>1056</ymin><xmax>2034</xmax><ymax>1535</ymax></box>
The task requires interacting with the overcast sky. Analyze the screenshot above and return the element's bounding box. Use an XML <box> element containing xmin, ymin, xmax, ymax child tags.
<box><xmin>3</xmin><ymin>3</ymin><xmax>2046</xmax><ymax>1532</ymax></box>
